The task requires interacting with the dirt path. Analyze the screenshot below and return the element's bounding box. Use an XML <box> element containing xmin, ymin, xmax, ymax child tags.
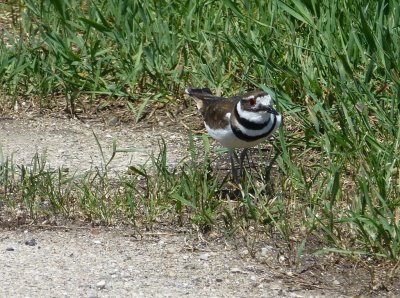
<box><xmin>1</xmin><ymin>227</ymin><xmax>345</xmax><ymax>298</ymax></box>
<box><xmin>0</xmin><ymin>116</ymin><xmax>187</xmax><ymax>175</ymax></box>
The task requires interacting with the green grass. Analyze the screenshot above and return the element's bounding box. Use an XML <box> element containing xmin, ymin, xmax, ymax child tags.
<box><xmin>1</xmin><ymin>0</ymin><xmax>400</xmax><ymax>261</ymax></box>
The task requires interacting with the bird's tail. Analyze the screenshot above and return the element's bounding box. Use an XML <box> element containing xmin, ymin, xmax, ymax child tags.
<box><xmin>185</xmin><ymin>87</ymin><xmax>214</xmax><ymax>111</ymax></box>
<box><xmin>185</xmin><ymin>87</ymin><xmax>212</xmax><ymax>96</ymax></box>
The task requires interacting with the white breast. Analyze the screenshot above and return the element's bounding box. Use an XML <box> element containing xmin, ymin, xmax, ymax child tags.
<box><xmin>204</xmin><ymin>112</ymin><xmax>281</xmax><ymax>149</ymax></box>
<box><xmin>204</xmin><ymin>123</ymin><xmax>279</xmax><ymax>149</ymax></box>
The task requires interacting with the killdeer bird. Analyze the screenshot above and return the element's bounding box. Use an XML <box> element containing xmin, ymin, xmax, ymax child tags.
<box><xmin>186</xmin><ymin>87</ymin><xmax>282</xmax><ymax>183</ymax></box>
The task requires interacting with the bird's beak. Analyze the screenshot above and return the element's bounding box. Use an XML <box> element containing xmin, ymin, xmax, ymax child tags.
<box><xmin>260</xmin><ymin>105</ymin><xmax>279</xmax><ymax>115</ymax></box>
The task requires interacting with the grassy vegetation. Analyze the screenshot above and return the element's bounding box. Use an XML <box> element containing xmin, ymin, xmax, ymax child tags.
<box><xmin>1</xmin><ymin>0</ymin><xmax>399</xmax><ymax>261</ymax></box>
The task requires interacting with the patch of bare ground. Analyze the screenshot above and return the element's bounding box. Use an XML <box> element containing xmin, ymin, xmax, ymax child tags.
<box><xmin>0</xmin><ymin>225</ymin><xmax>399</xmax><ymax>297</ymax></box>
<box><xmin>0</xmin><ymin>99</ymin><xmax>197</xmax><ymax>174</ymax></box>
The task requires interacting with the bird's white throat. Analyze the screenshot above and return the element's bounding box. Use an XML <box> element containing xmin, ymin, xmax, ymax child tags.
<box><xmin>237</xmin><ymin>101</ymin><xmax>271</xmax><ymax>123</ymax></box>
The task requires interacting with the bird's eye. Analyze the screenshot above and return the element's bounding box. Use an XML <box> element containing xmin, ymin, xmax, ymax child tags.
<box><xmin>249</xmin><ymin>98</ymin><xmax>256</xmax><ymax>106</ymax></box>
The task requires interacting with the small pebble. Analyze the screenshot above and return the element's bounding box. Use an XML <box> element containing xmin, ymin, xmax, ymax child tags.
<box><xmin>240</xmin><ymin>249</ymin><xmax>249</xmax><ymax>256</ymax></box>
<box><xmin>184</xmin><ymin>263</ymin><xmax>198</xmax><ymax>270</ymax></box>
<box><xmin>261</xmin><ymin>247</ymin><xmax>269</xmax><ymax>256</ymax></box>
<box><xmin>269</xmin><ymin>282</ymin><xmax>282</xmax><ymax>290</ymax></box>
<box><xmin>278</xmin><ymin>255</ymin><xmax>287</xmax><ymax>263</ymax></box>
<box><xmin>109</xmin><ymin>268</ymin><xmax>118</xmax><ymax>276</ymax></box>
<box><xmin>199</xmin><ymin>253</ymin><xmax>209</xmax><ymax>261</ymax></box>
<box><xmin>25</xmin><ymin>239</ymin><xmax>37</xmax><ymax>246</ymax></box>
<box><xmin>120</xmin><ymin>271</ymin><xmax>130</xmax><ymax>278</ymax></box>
<box><xmin>166</xmin><ymin>247</ymin><xmax>177</xmax><ymax>254</ymax></box>
<box><xmin>96</xmin><ymin>280</ymin><xmax>106</xmax><ymax>289</ymax></box>
<box><xmin>166</xmin><ymin>270</ymin><xmax>177</xmax><ymax>278</ymax></box>
<box><xmin>108</xmin><ymin>116</ymin><xmax>120</xmax><ymax>126</ymax></box>
<box><xmin>333</xmin><ymin>279</ymin><xmax>340</xmax><ymax>285</ymax></box>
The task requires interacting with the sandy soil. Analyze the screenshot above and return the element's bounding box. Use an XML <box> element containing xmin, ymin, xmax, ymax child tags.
<box><xmin>1</xmin><ymin>227</ymin><xmax>348</xmax><ymax>298</ymax></box>
<box><xmin>0</xmin><ymin>115</ymin><xmax>187</xmax><ymax>175</ymax></box>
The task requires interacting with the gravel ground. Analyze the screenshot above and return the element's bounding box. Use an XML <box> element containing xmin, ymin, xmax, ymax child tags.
<box><xmin>0</xmin><ymin>227</ymin><xmax>344</xmax><ymax>298</ymax></box>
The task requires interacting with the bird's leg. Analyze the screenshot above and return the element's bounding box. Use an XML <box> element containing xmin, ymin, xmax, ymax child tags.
<box><xmin>229</xmin><ymin>149</ymin><xmax>239</xmax><ymax>183</ymax></box>
<box><xmin>239</xmin><ymin>148</ymin><xmax>249</xmax><ymax>180</ymax></box>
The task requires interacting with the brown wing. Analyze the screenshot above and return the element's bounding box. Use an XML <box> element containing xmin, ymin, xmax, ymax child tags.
<box><xmin>185</xmin><ymin>87</ymin><xmax>239</xmax><ymax>129</ymax></box>
<box><xmin>201</xmin><ymin>99</ymin><xmax>237</xmax><ymax>129</ymax></box>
